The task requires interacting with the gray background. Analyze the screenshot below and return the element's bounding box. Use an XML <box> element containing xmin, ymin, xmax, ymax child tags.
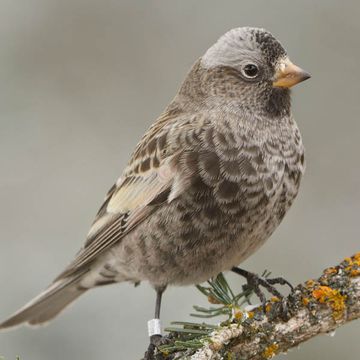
<box><xmin>0</xmin><ymin>1</ymin><xmax>359</xmax><ymax>359</ymax></box>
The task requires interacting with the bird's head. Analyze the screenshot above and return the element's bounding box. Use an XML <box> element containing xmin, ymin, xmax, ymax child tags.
<box><xmin>199</xmin><ymin>27</ymin><xmax>310</xmax><ymax>117</ymax></box>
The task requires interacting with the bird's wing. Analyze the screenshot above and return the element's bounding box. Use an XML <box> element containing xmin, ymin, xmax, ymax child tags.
<box><xmin>55</xmin><ymin>110</ymin><xmax>197</xmax><ymax>280</ymax></box>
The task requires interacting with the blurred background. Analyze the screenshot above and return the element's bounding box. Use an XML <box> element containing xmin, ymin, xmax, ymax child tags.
<box><xmin>0</xmin><ymin>0</ymin><xmax>359</xmax><ymax>359</ymax></box>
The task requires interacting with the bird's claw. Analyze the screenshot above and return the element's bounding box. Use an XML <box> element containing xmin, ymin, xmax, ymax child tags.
<box><xmin>143</xmin><ymin>335</ymin><xmax>168</xmax><ymax>360</ymax></box>
<box><xmin>233</xmin><ymin>267</ymin><xmax>293</xmax><ymax>320</ymax></box>
<box><xmin>266</xmin><ymin>276</ymin><xmax>294</xmax><ymax>291</ymax></box>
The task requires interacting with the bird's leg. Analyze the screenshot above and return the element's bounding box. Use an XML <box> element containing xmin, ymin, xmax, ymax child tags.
<box><xmin>154</xmin><ymin>286</ymin><xmax>163</xmax><ymax>319</ymax></box>
<box><xmin>144</xmin><ymin>286</ymin><xmax>167</xmax><ymax>360</ymax></box>
<box><xmin>232</xmin><ymin>267</ymin><xmax>293</xmax><ymax>318</ymax></box>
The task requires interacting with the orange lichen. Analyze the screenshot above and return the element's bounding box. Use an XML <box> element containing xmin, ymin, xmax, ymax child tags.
<box><xmin>302</xmin><ymin>297</ymin><xmax>310</xmax><ymax>306</ymax></box>
<box><xmin>265</xmin><ymin>303</ymin><xmax>272</xmax><ymax>313</ymax></box>
<box><xmin>305</xmin><ymin>279</ymin><xmax>316</xmax><ymax>289</ymax></box>
<box><xmin>312</xmin><ymin>286</ymin><xmax>347</xmax><ymax>320</ymax></box>
<box><xmin>247</xmin><ymin>311</ymin><xmax>254</xmax><ymax>319</ymax></box>
<box><xmin>270</xmin><ymin>297</ymin><xmax>280</xmax><ymax>302</ymax></box>
<box><xmin>234</xmin><ymin>309</ymin><xmax>243</xmax><ymax>320</ymax></box>
<box><xmin>343</xmin><ymin>253</ymin><xmax>360</xmax><ymax>277</ymax></box>
<box><xmin>324</xmin><ymin>267</ymin><xmax>338</xmax><ymax>275</ymax></box>
<box><xmin>350</xmin><ymin>269</ymin><xmax>360</xmax><ymax>277</ymax></box>
<box><xmin>262</xmin><ymin>343</ymin><xmax>279</xmax><ymax>359</ymax></box>
<box><xmin>160</xmin><ymin>349</ymin><xmax>170</xmax><ymax>357</ymax></box>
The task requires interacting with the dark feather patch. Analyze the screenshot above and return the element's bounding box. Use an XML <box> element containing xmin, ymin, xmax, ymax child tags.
<box><xmin>148</xmin><ymin>188</ymin><xmax>172</xmax><ymax>206</ymax></box>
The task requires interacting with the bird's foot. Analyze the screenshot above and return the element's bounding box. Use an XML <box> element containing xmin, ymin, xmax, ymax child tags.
<box><xmin>232</xmin><ymin>267</ymin><xmax>293</xmax><ymax>320</ymax></box>
<box><xmin>143</xmin><ymin>335</ymin><xmax>168</xmax><ymax>360</ymax></box>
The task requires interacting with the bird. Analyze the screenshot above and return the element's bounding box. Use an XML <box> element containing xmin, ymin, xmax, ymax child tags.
<box><xmin>0</xmin><ymin>27</ymin><xmax>310</xmax><ymax>339</ymax></box>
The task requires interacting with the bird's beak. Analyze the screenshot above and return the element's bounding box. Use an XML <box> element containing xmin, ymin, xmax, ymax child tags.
<box><xmin>272</xmin><ymin>58</ymin><xmax>311</xmax><ymax>88</ymax></box>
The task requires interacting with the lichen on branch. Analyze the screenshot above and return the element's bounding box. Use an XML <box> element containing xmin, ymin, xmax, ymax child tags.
<box><xmin>146</xmin><ymin>252</ymin><xmax>360</xmax><ymax>360</ymax></box>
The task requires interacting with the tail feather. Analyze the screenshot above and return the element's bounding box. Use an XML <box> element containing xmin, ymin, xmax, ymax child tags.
<box><xmin>0</xmin><ymin>274</ymin><xmax>87</xmax><ymax>330</ymax></box>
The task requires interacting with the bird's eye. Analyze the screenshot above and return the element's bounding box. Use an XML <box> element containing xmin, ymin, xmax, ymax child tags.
<box><xmin>241</xmin><ymin>64</ymin><xmax>259</xmax><ymax>79</ymax></box>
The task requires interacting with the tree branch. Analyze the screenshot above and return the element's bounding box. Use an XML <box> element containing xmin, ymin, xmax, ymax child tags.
<box><xmin>150</xmin><ymin>252</ymin><xmax>360</xmax><ymax>360</ymax></box>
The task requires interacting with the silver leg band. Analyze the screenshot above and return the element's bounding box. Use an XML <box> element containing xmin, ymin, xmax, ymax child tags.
<box><xmin>147</xmin><ymin>318</ymin><xmax>162</xmax><ymax>337</ymax></box>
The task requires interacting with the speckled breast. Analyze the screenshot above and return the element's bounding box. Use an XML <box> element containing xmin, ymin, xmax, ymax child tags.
<box><xmin>117</xmin><ymin>118</ymin><xmax>304</xmax><ymax>287</ymax></box>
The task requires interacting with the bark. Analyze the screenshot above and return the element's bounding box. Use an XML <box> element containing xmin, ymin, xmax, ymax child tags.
<box><xmin>149</xmin><ymin>253</ymin><xmax>360</xmax><ymax>360</ymax></box>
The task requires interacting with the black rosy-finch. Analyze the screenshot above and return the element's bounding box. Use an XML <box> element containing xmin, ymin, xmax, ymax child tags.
<box><xmin>0</xmin><ymin>27</ymin><xmax>310</xmax><ymax>331</ymax></box>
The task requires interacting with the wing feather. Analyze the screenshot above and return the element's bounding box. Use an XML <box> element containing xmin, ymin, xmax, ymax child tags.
<box><xmin>55</xmin><ymin>110</ymin><xmax>191</xmax><ymax>280</ymax></box>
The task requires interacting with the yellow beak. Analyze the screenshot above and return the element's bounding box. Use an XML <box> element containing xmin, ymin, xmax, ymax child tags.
<box><xmin>273</xmin><ymin>58</ymin><xmax>311</xmax><ymax>88</ymax></box>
